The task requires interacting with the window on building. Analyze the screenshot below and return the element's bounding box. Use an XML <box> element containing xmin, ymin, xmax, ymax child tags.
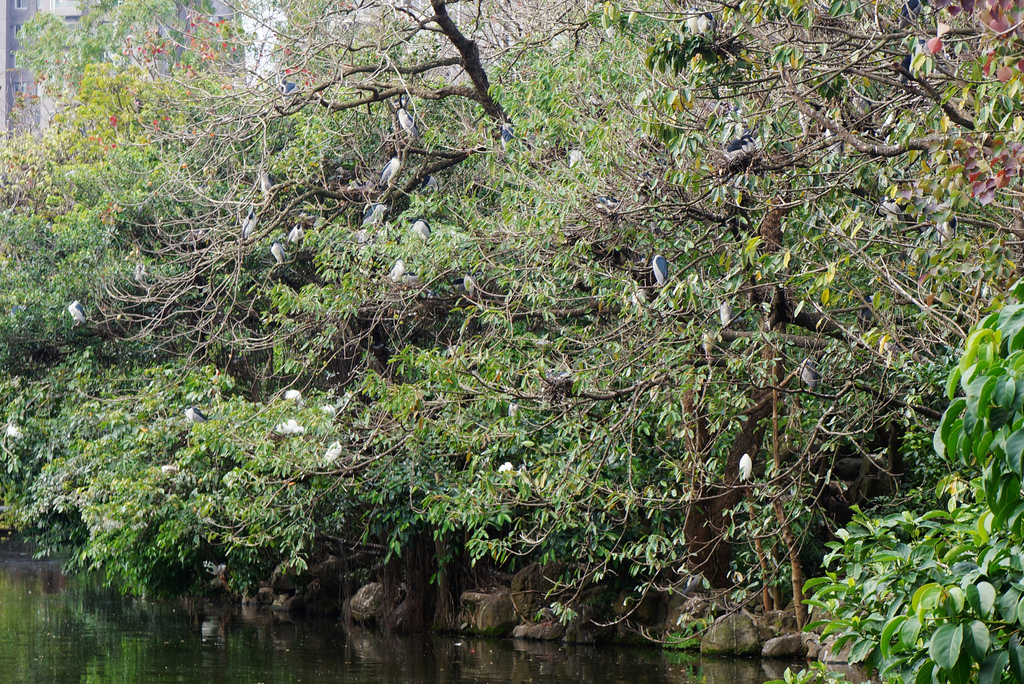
<box><xmin>13</xmin><ymin>82</ymin><xmax>27</xmax><ymax>95</ymax></box>
<box><xmin>52</xmin><ymin>0</ymin><xmax>76</xmax><ymax>7</ymax></box>
<box><xmin>14</xmin><ymin>0</ymin><xmax>27</xmax><ymax>9</ymax></box>
<box><xmin>13</xmin><ymin>24</ymin><xmax>23</xmax><ymax>36</ymax></box>
<box><xmin>10</xmin><ymin>51</ymin><xmax>16</xmax><ymax>68</ymax></box>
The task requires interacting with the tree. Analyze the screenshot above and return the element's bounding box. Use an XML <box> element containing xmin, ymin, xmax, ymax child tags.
<box><xmin>2</xmin><ymin>0</ymin><xmax>1023</xmax><ymax>632</ymax></box>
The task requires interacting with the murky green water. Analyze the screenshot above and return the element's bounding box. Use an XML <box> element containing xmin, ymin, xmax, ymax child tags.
<box><xmin>0</xmin><ymin>537</ymin><xmax>798</xmax><ymax>684</ymax></box>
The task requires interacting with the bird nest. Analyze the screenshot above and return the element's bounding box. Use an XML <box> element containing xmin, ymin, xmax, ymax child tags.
<box><xmin>543</xmin><ymin>371</ymin><xmax>575</xmax><ymax>403</ymax></box>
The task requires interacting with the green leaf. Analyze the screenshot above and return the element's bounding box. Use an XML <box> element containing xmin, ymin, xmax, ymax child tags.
<box><xmin>966</xmin><ymin>620</ymin><xmax>991</xmax><ymax>662</ymax></box>
<box><xmin>1010</xmin><ymin>636</ymin><xmax>1024</xmax><ymax>684</ymax></box>
<box><xmin>967</xmin><ymin>582</ymin><xmax>997</xmax><ymax>618</ymax></box>
<box><xmin>880</xmin><ymin>615</ymin><xmax>908</xmax><ymax>658</ymax></box>
<box><xmin>900</xmin><ymin>615</ymin><xmax>922</xmax><ymax>649</ymax></box>
<box><xmin>929</xmin><ymin>623</ymin><xmax>963</xmax><ymax>670</ymax></box>
<box><xmin>1006</xmin><ymin>430</ymin><xmax>1024</xmax><ymax>477</ymax></box>
<box><xmin>980</xmin><ymin>650</ymin><xmax>1009</xmax><ymax>684</ymax></box>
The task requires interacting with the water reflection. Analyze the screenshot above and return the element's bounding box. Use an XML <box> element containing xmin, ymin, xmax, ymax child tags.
<box><xmin>0</xmin><ymin>539</ymin><xmax>802</xmax><ymax>684</ymax></box>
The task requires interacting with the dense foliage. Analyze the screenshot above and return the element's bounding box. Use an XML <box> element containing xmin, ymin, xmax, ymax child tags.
<box><xmin>1</xmin><ymin>0</ymin><xmax>1023</xmax><ymax>639</ymax></box>
<box><xmin>809</xmin><ymin>288</ymin><xmax>1024</xmax><ymax>684</ymax></box>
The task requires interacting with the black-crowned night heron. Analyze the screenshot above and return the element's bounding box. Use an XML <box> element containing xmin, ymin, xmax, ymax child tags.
<box><xmin>936</xmin><ymin>215</ymin><xmax>957</xmax><ymax>245</ymax></box>
<box><xmin>899</xmin><ymin>0</ymin><xmax>922</xmax><ymax>28</ymax></box>
<box><xmin>720</xmin><ymin>301</ymin><xmax>734</xmax><ymax>327</ymax></box>
<box><xmin>652</xmin><ymin>255</ymin><xmax>668</xmax><ymax>287</ymax></box>
<box><xmin>278</xmin><ymin>79</ymin><xmax>298</xmax><ymax>97</ymax></box>
<box><xmin>242</xmin><ymin>208</ymin><xmax>257</xmax><ymax>240</ymax></box>
<box><xmin>185</xmin><ymin>406</ymin><xmax>208</xmax><ymax>423</ymax></box>
<box><xmin>390</xmin><ymin>259</ymin><xmax>406</xmax><ymax>282</ymax></box>
<box><xmin>419</xmin><ymin>175</ymin><xmax>439</xmax><ymax>192</ymax></box>
<box><xmin>363</xmin><ymin>203</ymin><xmax>387</xmax><ymax>225</ymax></box>
<box><xmin>397</xmin><ymin>108</ymin><xmax>419</xmax><ymax>137</ymax></box>
<box><xmin>501</xmin><ymin>123</ymin><xmax>514</xmax><ymax>147</ymax></box>
<box><xmin>260</xmin><ymin>170</ymin><xmax>277</xmax><ymax>195</ymax></box>
<box><xmin>287</xmin><ymin>226</ymin><xmax>304</xmax><ymax>244</ymax></box>
<box><xmin>411</xmin><ymin>218</ymin><xmax>430</xmax><ymax>240</ymax></box>
<box><xmin>595</xmin><ymin>195</ymin><xmax>620</xmax><ymax>214</ymax></box>
<box><xmin>799</xmin><ymin>358</ymin><xmax>820</xmax><ymax>390</ymax></box>
<box><xmin>271</xmin><ymin>241</ymin><xmax>287</xmax><ymax>264</ymax></box>
<box><xmin>878</xmin><ymin>198</ymin><xmax>902</xmax><ymax>221</ymax></box>
<box><xmin>456</xmin><ymin>274</ymin><xmax>477</xmax><ymax>297</ymax></box>
<box><xmin>379</xmin><ymin>157</ymin><xmax>401</xmax><ymax>187</ymax></box>
<box><xmin>67</xmin><ymin>300</ymin><xmax>87</xmax><ymax>324</ymax></box>
<box><xmin>723</xmin><ymin>132</ymin><xmax>757</xmax><ymax>164</ymax></box>
<box><xmin>685</xmin><ymin>10</ymin><xmax>717</xmax><ymax>36</ymax></box>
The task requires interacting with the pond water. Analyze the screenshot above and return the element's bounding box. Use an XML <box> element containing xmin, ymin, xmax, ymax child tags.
<box><xmin>0</xmin><ymin>537</ymin><xmax>801</xmax><ymax>684</ymax></box>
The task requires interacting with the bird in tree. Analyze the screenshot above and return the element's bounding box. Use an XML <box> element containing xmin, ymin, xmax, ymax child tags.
<box><xmin>363</xmin><ymin>203</ymin><xmax>387</xmax><ymax>225</ymax></box>
<box><xmin>652</xmin><ymin>255</ymin><xmax>668</xmax><ymax>287</ymax></box>
<box><xmin>859</xmin><ymin>294</ymin><xmax>875</xmax><ymax>326</ymax></box>
<box><xmin>390</xmin><ymin>259</ymin><xmax>407</xmax><ymax>282</ymax></box>
<box><xmin>720</xmin><ymin>301</ymin><xmax>734</xmax><ymax>327</ymax></box>
<box><xmin>723</xmin><ymin>132</ymin><xmax>757</xmax><ymax>164</ymax></box>
<box><xmin>568</xmin><ymin>149</ymin><xmax>584</xmax><ymax>168</ymax></box>
<box><xmin>259</xmin><ymin>170</ymin><xmax>277</xmax><ymax>196</ymax></box>
<box><xmin>936</xmin><ymin>215</ymin><xmax>957</xmax><ymax>245</ymax></box>
<box><xmin>185</xmin><ymin>407</ymin><xmax>208</xmax><ymax>423</ymax></box>
<box><xmin>702</xmin><ymin>332</ymin><xmax>715</xmax><ymax>360</ymax></box>
<box><xmin>241</xmin><ymin>208</ymin><xmax>257</xmax><ymax>240</ymax></box>
<box><xmin>411</xmin><ymin>218</ymin><xmax>430</xmax><ymax>240</ymax></box>
<box><xmin>271</xmin><ymin>241</ymin><xmax>287</xmax><ymax>264</ymax></box>
<box><xmin>67</xmin><ymin>300</ymin><xmax>87</xmax><ymax>325</ymax></box>
<box><xmin>379</xmin><ymin>157</ymin><xmax>401</xmax><ymax>187</ymax></box>
<box><xmin>456</xmin><ymin>274</ymin><xmax>476</xmax><ymax>297</ymax></box>
<box><xmin>287</xmin><ymin>226</ymin><xmax>304</xmax><ymax>244</ymax></box>
<box><xmin>899</xmin><ymin>0</ymin><xmax>922</xmax><ymax>28</ymax></box>
<box><xmin>685</xmin><ymin>10</ymin><xmax>717</xmax><ymax>37</ymax></box>
<box><xmin>799</xmin><ymin>358</ymin><xmax>820</xmax><ymax>390</ymax></box>
<box><xmin>500</xmin><ymin>123</ymin><xmax>514</xmax><ymax>147</ymax></box>
<box><xmin>283</xmin><ymin>389</ymin><xmax>303</xmax><ymax>407</ymax></box>
<box><xmin>738</xmin><ymin>453</ymin><xmax>752</xmax><ymax>482</ymax></box>
<box><xmin>419</xmin><ymin>175</ymin><xmax>439</xmax><ymax>192</ymax></box>
<box><xmin>397</xmin><ymin>107</ymin><xmax>419</xmax><ymax>138</ymax></box>
<box><xmin>278</xmin><ymin>77</ymin><xmax>299</xmax><ymax>96</ymax></box>
<box><xmin>595</xmin><ymin>195</ymin><xmax>620</xmax><ymax>214</ymax></box>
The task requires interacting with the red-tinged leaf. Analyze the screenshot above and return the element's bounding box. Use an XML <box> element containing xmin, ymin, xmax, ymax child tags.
<box><xmin>960</xmin><ymin>0</ymin><xmax>974</xmax><ymax>12</ymax></box>
<box><xmin>927</xmin><ymin>37</ymin><xmax>943</xmax><ymax>53</ymax></box>
<box><xmin>984</xmin><ymin>53</ymin><xmax>995</xmax><ymax>76</ymax></box>
<box><xmin>997</xmin><ymin>65</ymin><xmax>1013</xmax><ymax>82</ymax></box>
<box><xmin>1018</xmin><ymin>59</ymin><xmax>1024</xmax><ymax>72</ymax></box>
<box><xmin>938</xmin><ymin>21</ymin><xmax>952</xmax><ymax>36</ymax></box>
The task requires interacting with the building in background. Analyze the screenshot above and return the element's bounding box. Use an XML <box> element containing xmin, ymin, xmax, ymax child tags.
<box><xmin>1</xmin><ymin>0</ymin><xmax>234</xmax><ymax>132</ymax></box>
<box><xmin>0</xmin><ymin>0</ymin><xmax>83</xmax><ymax>130</ymax></box>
